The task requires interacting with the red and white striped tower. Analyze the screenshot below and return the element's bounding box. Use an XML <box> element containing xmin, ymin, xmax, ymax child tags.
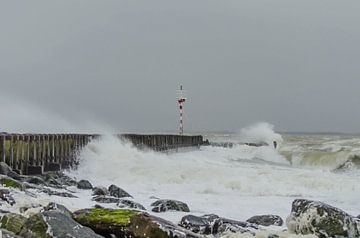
<box><xmin>177</xmin><ymin>85</ymin><xmax>186</xmax><ymax>135</ymax></box>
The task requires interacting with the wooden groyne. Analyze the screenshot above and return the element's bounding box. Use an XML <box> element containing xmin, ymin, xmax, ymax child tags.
<box><xmin>0</xmin><ymin>133</ymin><xmax>205</xmax><ymax>175</ymax></box>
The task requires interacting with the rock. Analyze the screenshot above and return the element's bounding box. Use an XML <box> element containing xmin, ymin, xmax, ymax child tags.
<box><xmin>77</xmin><ymin>179</ymin><xmax>93</xmax><ymax>189</ymax></box>
<box><xmin>0</xmin><ymin>162</ymin><xmax>21</xmax><ymax>180</ymax></box>
<box><xmin>25</xmin><ymin>176</ymin><xmax>47</xmax><ymax>186</ymax></box>
<box><xmin>19</xmin><ymin>211</ymin><xmax>103</xmax><ymax>238</ymax></box>
<box><xmin>92</xmin><ymin>195</ymin><xmax>120</xmax><ymax>203</ymax></box>
<box><xmin>246</xmin><ymin>214</ymin><xmax>283</xmax><ymax>226</ymax></box>
<box><xmin>1</xmin><ymin>229</ymin><xmax>23</xmax><ymax>238</ymax></box>
<box><xmin>108</xmin><ymin>184</ymin><xmax>132</xmax><ymax>198</ymax></box>
<box><xmin>0</xmin><ymin>177</ymin><xmax>25</xmax><ymax>190</ymax></box>
<box><xmin>117</xmin><ymin>199</ymin><xmax>146</xmax><ymax>210</ymax></box>
<box><xmin>41</xmin><ymin>172</ymin><xmax>77</xmax><ymax>188</ymax></box>
<box><xmin>0</xmin><ymin>189</ymin><xmax>15</xmax><ymax>206</ymax></box>
<box><xmin>286</xmin><ymin>199</ymin><xmax>360</xmax><ymax>237</ymax></box>
<box><xmin>179</xmin><ymin>214</ymin><xmax>258</xmax><ymax>236</ymax></box>
<box><xmin>1</xmin><ymin>213</ymin><xmax>27</xmax><ymax>234</ymax></box>
<box><xmin>151</xmin><ymin>199</ymin><xmax>190</xmax><ymax>213</ymax></box>
<box><xmin>40</xmin><ymin>188</ymin><xmax>78</xmax><ymax>198</ymax></box>
<box><xmin>73</xmin><ymin>208</ymin><xmax>202</xmax><ymax>238</ymax></box>
<box><xmin>44</xmin><ymin>202</ymin><xmax>72</xmax><ymax>218</ymax></box>
<box><xmin>92</xmin><ymin>186</ymin><xmax>109</xmax><ymax>196</ymax></box>
<box><xmin>19</xmin><ymin>204</ymin><xmax>42</xmax><ymax>214</ymax></box>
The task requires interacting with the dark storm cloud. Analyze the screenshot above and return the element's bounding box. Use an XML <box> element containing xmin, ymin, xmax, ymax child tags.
<box><xmin>1</xmin><ymin>0</ymin><xmax>359</xmax><ymax>133</ymax></box>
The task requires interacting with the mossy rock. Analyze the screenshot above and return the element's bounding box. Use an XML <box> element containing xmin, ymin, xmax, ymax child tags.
<box><xmin>287</xmin><ymin>199</ymin><xmax>360</xmax><ymax>237</ymax></box>
<box><xmin>19</xmin><ymin>213</ymin><xmax>51</xmax><ymax>238</ymax></box>
<box><xmin>73</xmin><ymin>208</ymin><xmax>200</xmax><ymax>238</ymax></box>
<box><xmin>1</xmin><ymin>213</ymin><xmax>27</xmax><ymax>234</ymax></box>
<box><xmin>0</xmin><ymin>177</ymin><xmax>25</xmax><ymax>190</ymax></box>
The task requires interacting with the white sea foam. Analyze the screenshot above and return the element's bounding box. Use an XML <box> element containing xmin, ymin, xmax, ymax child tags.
<box><xmin>68</xmin><ymin>133</ymin><xmax>360</xmax><ymax>229</ymax></box>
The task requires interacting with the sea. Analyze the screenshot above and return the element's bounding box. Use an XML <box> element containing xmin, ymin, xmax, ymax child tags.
<box><xmin>11</xmin><ymin>123</ymin><xmax>360</xmax><ymax>237</ymax></box>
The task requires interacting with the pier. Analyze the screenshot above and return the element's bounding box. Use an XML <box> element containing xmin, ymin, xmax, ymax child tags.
<box><xmin>0</xmin><ymin>133</ymin><xmax>205</xmax><ymax>175</ymax></box>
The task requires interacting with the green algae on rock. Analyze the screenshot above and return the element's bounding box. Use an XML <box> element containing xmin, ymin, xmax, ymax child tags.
<box><xmin>1</xmin><ymin>213</ymin><xmax>27</xmax><ymax>234</ymax></box>
<box><xmin>19</xmin><ymin>213</ymin><xmax>51</xmax><ymax>238</ymax></box>
<box><xmin>0</xmin><ymin>177</ymin><xmax>25</xmax><ymax>190</ymax></box>
<box><xmin>73</xmin><ymin>208</ymin><xmax>203</xmax><ymax>238</ymax></box>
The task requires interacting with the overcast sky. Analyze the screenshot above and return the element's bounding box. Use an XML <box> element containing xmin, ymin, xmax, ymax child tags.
<box><xmin>1</xmin><ymin>1</ymin><xmax>359</xmax><ymax>133</ymax></box>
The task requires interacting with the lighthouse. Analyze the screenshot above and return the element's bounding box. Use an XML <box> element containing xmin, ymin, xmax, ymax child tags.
<box><xmin>177</xmin><ymin>85</ymin><xmax>186</xmax><ymax>135</ymax></box>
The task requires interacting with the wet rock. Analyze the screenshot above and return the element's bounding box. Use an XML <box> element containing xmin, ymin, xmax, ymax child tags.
<box><xmin>0</xmin><ymin>177</ymin><xmax>25</xmax><ymax>190</ymax></box>
<box><xmin>19</xmin><ymin>211</ymin><xmax>103</xmax><ymax>238</ymax></box>
<box><xmin>92</xmin><ymin>195</ymin><xmax>120</xmax><ymax>203</ymax></box>
<box><xmin>94</xmin><ymin>204</ymin><xmax>104</xmax><ymax>209</ymax></box>
<box><xmin>117</xmin><ymin>199</ymin><xmax>146</xmax><ymax>210</ymax></box>
<box><xmin>179</xmin><ymin>214</ymin><xmax>220</xmax><ymax>235</ymax></box>
<box><xmin>73</xmin><ymin>208</ymin><xmax>202</xmax><ymax>238</ymax></box>
<box><xmin>25</xmin><ymin>176</ymin><xmax>47</xmax><ymax>186</ymax></box>
<box><xmin>1</xmin><ymin>229</ymin><xmax>23</xmax><ymax>238</ymax></box>
<box><xmin>41</xmin><ymin>172</ymin><xmax>77</xmax><ymax>188</ymax></box>
<box><xmin>108</xmin><ymin>184</ymin><xmax>132</xmax><ymax>198</ymax></box>
<box><xmin>246</xmin><ymin>214</ymin><xmax>283</xmax><ymax>226</ymax></box>
<box><xmin>1</xmin><ymin>213</ymin><xmax>27</xmax><ymax>234</ymax></box>
<box><xmin>77</xmin><ymin>179</ymin><xmax>93</xmax><ymax>189</ymax></box>
<box><xmin>179</xmin><ymin>214</ymin><xmax>258</xmax><ymax>236</ymax></box>
<box><xmin>0</xmin><ymin>189</ymin><xmax>15</xmax><ymax>206</ymax></box>
<box><xmin>151</xmin><ymin>199</ymin><xmax>190</xmax><ymax>213</ymax></box>
<box><xmin>0</xmin><ymin>162</ymin><xmax>21</xmax><ymax>180</ymax></box>
<box><xmin>92</xmin><ymin>186</ymin><xmax>109</xmax><ymax>196</ymax></box>
<box><xmin>44</xmin><ymin>202</ymin><xmax>72</xmax><ymax>218</ymax></box>
<box><xmin>19</xmin><ymin>204</ymin><xmax>42</xmax><ymax>214</ymax></box>
<box><xmin>286</xmin><ymin>199</ymin><xmax>360</xmax><ymax>237</ymax></box>
<box><xmin>40</xmin><ymin>188</ymin><xmax>78</xmax><ymax>198</ymax></box>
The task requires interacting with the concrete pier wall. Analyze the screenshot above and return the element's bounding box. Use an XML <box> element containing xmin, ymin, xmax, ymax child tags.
<box><xmin>0</xmin><ymin>133</ymin><xmax>204</xmax><ymax>175</ymax></box>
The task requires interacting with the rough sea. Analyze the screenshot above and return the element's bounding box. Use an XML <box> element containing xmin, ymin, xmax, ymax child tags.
<box><xmin>9</xmin><ymin>123</ymin><xmax>360</xmax><ymax>237</ymax></box>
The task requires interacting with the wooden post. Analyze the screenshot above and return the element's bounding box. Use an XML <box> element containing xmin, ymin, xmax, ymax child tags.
<box><xmin>14</xmin><ymin>134</ymin><xmax>20</xmax><ymax>172</ymax></box>
<box><xmin>0</xmin><ymin>134</ymin><xmax>5</xmax><ymax>163</ymax></box>
<box><xmin>19</xmin><ymin>135</ymin><xmax>24</xmax><ymax>174</ymax></box>
<box><xmin>9</xmin><ymin>135</ymin><xmax>14</xmax><ymax>168</ymax></box>
<box><xmin>23</xmin><ymin>135</ymin><xmax>30</xmax><ymax>174</ymax></box>
<box><xmin>50</xmin><ymin>134</ymin><xmax>55</xmax><ymax>163</ymax></box>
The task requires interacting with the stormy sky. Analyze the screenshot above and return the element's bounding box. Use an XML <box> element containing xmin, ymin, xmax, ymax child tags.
<box><xmin>1</xmin><ymin>1</ymin><xmax>359</xmax><ymax>133</ymax></box>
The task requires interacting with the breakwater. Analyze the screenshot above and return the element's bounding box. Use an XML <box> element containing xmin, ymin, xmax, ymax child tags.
<box><xmin>0</xmin><ymin>133</ymin><xmax>204</xmax><ymax>175</ymax></box>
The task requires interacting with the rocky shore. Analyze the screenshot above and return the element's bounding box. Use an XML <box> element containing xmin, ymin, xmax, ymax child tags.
<box><xmin>0</xmin><ymin>162</ymin><xmax>359</xmax><ymax>238</ymax></box>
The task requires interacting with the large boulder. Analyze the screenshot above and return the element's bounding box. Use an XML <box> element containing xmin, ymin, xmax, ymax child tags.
<box><xmin>179</xmin><ymin>214</ymin><xmax>258</xmax><ymax>236</ymax></box>
<box><xmin>77</xmin><ymin>180</ymin><xmax>93</xmax><ymax>189</ymax></box>
<box><xmin>286</xmin><ymin>199</ymin><xmax>360</xmax><ymax>237</ymax></box>
<box><xmin>246</xmin><ymin>214</ymin><xmax>283</xmax><ymax>226</ymax></box>
<box><xmin>73</xmin><ymin>208</ymin><xmax>202</xmax><ymax>238</ymax></box>
<box><xmin>108</xmin><ymin>184</ymin><xmax>132</xmax><ymax>198</ymax></box>
<box><xmin>19</xmin><ymin>211</ymin><xmax>103</xmax><ymax>238</ymax></box>
<box><xmin>151</xmin><ymin>199</ymin><xmax>190</xmax><ymax>213</ymax></box>
<box><xmin>1</xmin><ymin>213</ymin><xmax>27</xmax><ymax>234</ymax></box>
<box><xmin>0</xmin><ymin>162</ymin><xmax>21</xmax><ymax>180</ymax></box>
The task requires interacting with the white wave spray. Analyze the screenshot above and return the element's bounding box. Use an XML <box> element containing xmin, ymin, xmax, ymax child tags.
<box><xmin>70</xmin><ymin>134</ymin><xmax>360</xmax><ymax>223</ymax></box>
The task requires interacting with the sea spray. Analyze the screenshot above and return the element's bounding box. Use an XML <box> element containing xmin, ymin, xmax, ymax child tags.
<box><xmin>239</xmin><ymin>122</ymin><xmax>283</xmax><ymax>146</ymax></box>
<box><xmin>69</xmin><ymin>134</ymin><xmax>360</xmax><ymax>224</ymax></box>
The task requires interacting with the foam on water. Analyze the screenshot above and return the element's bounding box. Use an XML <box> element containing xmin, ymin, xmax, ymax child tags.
<box><xmin>69</xmin><ymin>134</ymin><xmax>360</xmax><ymax>227</ymax></box>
